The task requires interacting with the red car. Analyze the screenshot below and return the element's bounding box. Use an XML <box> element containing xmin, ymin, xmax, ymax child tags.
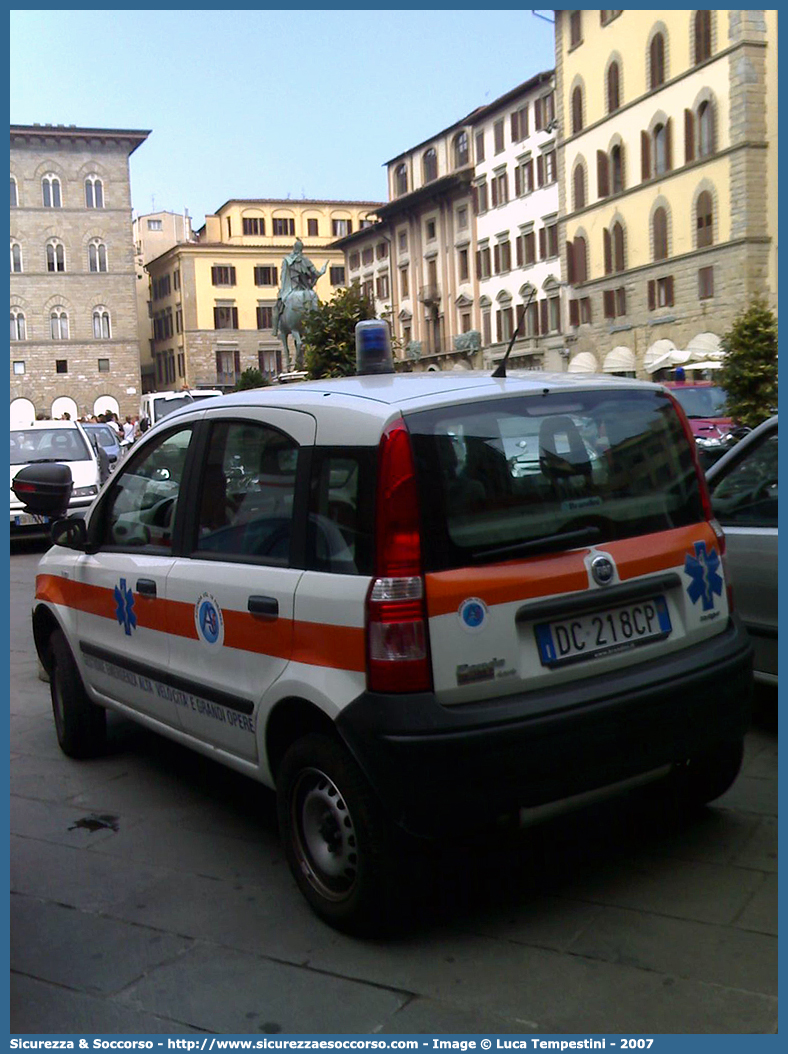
<box><xmin>663</xmin><ymin>380</ymin><xmax>732</xmax><ymax>467</ymax></box>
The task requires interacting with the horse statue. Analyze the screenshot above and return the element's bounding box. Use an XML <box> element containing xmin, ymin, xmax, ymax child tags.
<box><xmin>273</xmin><ymin>240</ymin><xmax>328</xmax><ymax>372</ymax></box>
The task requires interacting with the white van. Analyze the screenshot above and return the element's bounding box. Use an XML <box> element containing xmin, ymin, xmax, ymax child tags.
<box><xmin>140</xmin><ymin>388</ymin><xmax>222</xmax><ymax>427</ymax></box>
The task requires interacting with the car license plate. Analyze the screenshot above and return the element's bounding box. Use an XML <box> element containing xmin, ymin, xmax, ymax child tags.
<box><xmin>535</xmin><ymin>596</ymin><xmax>672</xmax><ymax>668</ymax></box>
<box><xmin>12</xmin><ymin>512</ymin><xmax>50</xmax><ymax>527</ymax></box>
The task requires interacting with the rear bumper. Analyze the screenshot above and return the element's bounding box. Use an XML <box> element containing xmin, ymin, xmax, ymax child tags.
<box><xmin>336</xmin><ymin>619</ymin><xmax>753</xmax><ymax>838</ymax></box>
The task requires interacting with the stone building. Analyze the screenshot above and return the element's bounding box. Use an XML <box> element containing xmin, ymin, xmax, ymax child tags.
<box><xmin>145</xmin><ymin>198</ymin><xmax>381</xmax><ymax>389</ymax></box>
<box><xmin>10</xmin><ymin>123</ymin><xmax>149</xmax><ymax>424</ymax></box>
<box><xmin>132</xmin><ymin>209</ymin><xmax>194</xmax><ymax>392</ymax></box>
<box><xmin>554</xmin><ymin>10</ymin><xmax>777</xmax><ymax>377</ymax></box>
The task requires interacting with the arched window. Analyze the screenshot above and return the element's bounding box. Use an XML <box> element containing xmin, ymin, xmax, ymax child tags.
<box><xmin>654</xmin><ymin>123</ymin><xmax>667</xmax><ymax>175</ymax></box>
<box><xmin>10</xmin><ymin>240</ymin><xmax>22</xmax><ymax>273</ymax></box>
<box><xmin>694</xmin><ymin>10</ymin><xmax>711</xmax><ymax>65</ymax></box>
<box><xmin>611</xmin><ymin>144</ymin><xmax>624</xmax><ymax>193</ymax></box>
<box><xmin>10</xmin><ymin>308</ymin><xmax>26</xmax><ymax>341</ymax></box>
<box><xmin>454</xmin><ymin>131</ymin><xmax>469</xmax><ymax>168</ymax></box>
<box><xmin>88</xmin><ymin>239</ymin><xmax>108</xmax><ymax>272</ymax></box>
<box><xmin>571</xmin><ymin>86</ymin><xmax>584</xmax><ymax>134</ymax></box>
<box><xmin>611</xmin><ymin>221</ymin><xmax>625</xmax><ymax>272</ymax></box>
<box><xmin>10</xmin><ymin>176</ymin><xmax>18</xmax><ymax>208</ymax></box>
<box><xmin>607</xmin><ymin>61</ymin><xmax>620</xmax><ymax>113</ymax></box>
<box><xmin>574</xmin><ymin>236</ymin><xmax>588</xmax><ymax>283</ymax></box>
<box><xmin>650</xmin><ymin>33</ymin><xmax>665</xmax><ymax>89</ymax></box>
<box><xmin>698</xmin><ymin>100</ymin><xmax>714</xmax><ymax>156</ymax></box>
<box><xmin>50</xmin><ymin>307</ymin><xmax>69</xmax><ymax>340</ymax></box>
<box><xmin>696</xmin><ymin>191</ymin><xmax>713</xmax><ymax>247</ymax></box>
<box><xmin>573</xmin><ymin>164</ymin><xmax>586</xmax><ymax>210</ymax></box>
<box><xmin>42</xmin><ymin>174</ymin><xmax>61</xmax><ymax>208</ymax></box>
<box><xmin>93</xmin><ymin>306</ymin><xmax>111</xmax><ymax>339</ymax></box>
<box><xmin>652</xmin><ymin>207</ymin><xmax>668</xmax><ymax>261</ymax></box>
<box><xmin>85</xmin><ymin>175</ymin><xmax>104</xmax><ymax>209</ymax></box>
<box><xmin>46</xmin><ymin>239</ymin><xmax>65</xmax><ymax>273</ymax></box>
<box><xmin>395</xmin><ymin>163</ymin><xmax>408</xmax><ymax>197</ymax></box>
<box><xmin>422</xmin><ymin>148</ymin><xmax>438</xmax><ymax>184</ymax></box>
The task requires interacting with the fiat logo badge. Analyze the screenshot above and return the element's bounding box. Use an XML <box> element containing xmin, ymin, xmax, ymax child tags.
<box><xmin>591</xmin><ymin>554</ymin><xmax>615</xmax><ymax>586</ymax></box>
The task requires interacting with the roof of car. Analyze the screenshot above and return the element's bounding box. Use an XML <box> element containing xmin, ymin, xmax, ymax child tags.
<box><xmin>11</xmin><ymin>419</ymin><xmax>83</xmax><ymax>430</ymax></box>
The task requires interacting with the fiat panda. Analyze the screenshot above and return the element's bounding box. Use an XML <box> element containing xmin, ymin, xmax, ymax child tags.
<box><xmin>15</xmin><ymin>362</ymin><xmax>753</xmax><ymax>934</ymax></box>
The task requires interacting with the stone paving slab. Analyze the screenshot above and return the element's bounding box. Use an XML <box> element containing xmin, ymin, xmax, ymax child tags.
<box><xmin>734</xmin><ymin>872</ymin><xmax>778</xmax><ymax>935</ymax></box>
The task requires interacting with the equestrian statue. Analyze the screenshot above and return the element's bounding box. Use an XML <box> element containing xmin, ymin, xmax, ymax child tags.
<box><xmin>272</xmin><ymin>239</ymin><xmax>329</xmax><ymax>371</ymax></box>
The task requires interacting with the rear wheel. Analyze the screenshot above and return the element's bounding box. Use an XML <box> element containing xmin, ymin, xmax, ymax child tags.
<box><xmin>49</xmin><ymin>630</ymin><xmax>107</xmax><ymax>758</ymax></box>
<box><xmin>677</xmin><ymin>738</ymin><xmax>744</xmax><ymax>807</ymax></box>
<box><xmin>276</xmin><ymin>733</ymin><xmax>405</xmax><ymax>935</ymax></box>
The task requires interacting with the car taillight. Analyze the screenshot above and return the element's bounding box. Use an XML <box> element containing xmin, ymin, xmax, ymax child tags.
<box><xmin>366</xmin><ymin>418</ymin><xmax>432</xmax><ymax>693</ymax></box>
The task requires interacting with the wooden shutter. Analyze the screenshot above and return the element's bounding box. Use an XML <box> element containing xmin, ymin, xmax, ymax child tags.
<box><xmin>493</xmin><ymin>244</ymin><xmax>500</xmax><ymax>273</ymax></box>
<box><xmin>539</xmin><ymin>227</ymin><xmax>546</xmax><ymax>259</ymax></box>
<box><xmin>603</xmin><ymin>228</ymin><xmax>612</xmax><ymax>275</ymax></box>
<box><xmin>641</xmin><ymin>131</ymin><xmax>651</xmax><ymax>182</ymax></box>
<box><xmin>511</xmin><ymin>112</ymin><xmax>519</xmax><ymax>142</ymax></box>
<box><xmin>684</xmin><ymin>109</ymin><xmax>695</xmax><ymax>163</ymax></box>
<box><xmin>666</xmin><ymin>275</ymin><xmax>674</xmax><ymax>307</ymax></box>
<box><xmin>566</xmin><ymin>241</ymin><xmax>576</xmax><ymax>284</ymax></box>
<box><xmin>603</xmin><ymin>290</ymin><xmax>615</xmax><ymax>319</ymax></box>
<box><xmin>514</xmin><ymin>166</ymin><xmax>521</xmax><ymax>197</ymax></box>
<box><xmin>597</xmin><ymin>150</ymin><xmax>610</xmax><ymax>198</ymax></box>
<box><xmin>647</xmin><ymin>280</ymin><xmax>656</xmax><ymax>311</ymax></box>
<box><xmin>211</xmin><ymin>266</ymin><xmax>218</xmax><ymax>284</ymax></box>
<box><xmin>475</xmin><ymin>251</ymin><xmax>481</xmax><ymax>279</ymax></box>
<box><xmin>534</xmin><ymin>97</ymin><xmax>543</xmax><ymax>130</ymax></box>
<box><xmin>471</xmin><ymin>185</ymin><xmax>478</xmax><ymax>214</ymax></box>
<box><xmin>537</xmin><ymin>156</ymin><xmax>545</xmax><ymax>186</ymax></box>
<box><xmin>502</xmin><ymin>172</ymin><xmax>508</xmax><ymax>204</ymax></box>
<box><xmin>540</xmin><ymin>299</ymin><xmax>548</xmax><ymax>334</ymax></box>
<box><xmin>491</xmin><ymin>178</ymin><xmax>498</xmax><ymax>208</ymax></box>
<box><xmin>569</xmin><ymin>299</ymin><xmax>580</xmax><ymax>327</ymax></box>
<box><xmin>665</xmin><ymin>118</ymin><xmax>673</xmax><ymax>172</ymax></box>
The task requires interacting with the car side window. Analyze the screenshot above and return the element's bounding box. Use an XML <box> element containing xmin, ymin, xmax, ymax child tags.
<box><xmin>709</xmin><ymin>431</ymin><xmax>778</xmax><ymax>528</ymax></box>
<box><xmin>307</xmin><ymin>448</ymin><xmax>374</xmax><ymax>575</ymax></box>
<box><xmin>99</xmin><ymin>427</ymin><xmax>194</xmax><ymax>549</ymax></box>
<box><xmin>194</xmin><ymin>420</ymin><xmax>299</xmax><ymax>563</ymax></box>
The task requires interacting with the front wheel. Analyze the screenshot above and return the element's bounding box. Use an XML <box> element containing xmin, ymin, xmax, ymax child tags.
<box><xmin>276</xmin><ymin>734</ymin><xmax>405</xmax><ymax>935</ymax></box>
<box><xmin>49</xmin><ymin>629</ymin><xmax>107</xmax><ymax>758</ymax></box>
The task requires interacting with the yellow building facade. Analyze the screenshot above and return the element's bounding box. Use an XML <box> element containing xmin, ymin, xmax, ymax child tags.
<box><xmin>146</xmin><ymin>198</ymin><xmax>381</xmax><ymax>388</ymax></box>
<box><xmin>555</xmin><ymin>9</ymin><xmax>777</xmax><ymax>376</ymax></box>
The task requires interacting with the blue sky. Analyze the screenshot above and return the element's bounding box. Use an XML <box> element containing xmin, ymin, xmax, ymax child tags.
<box><xmin>10</xmin><ymin>9</ymin><xmax>556</xmax><ymax>227</ymax></box>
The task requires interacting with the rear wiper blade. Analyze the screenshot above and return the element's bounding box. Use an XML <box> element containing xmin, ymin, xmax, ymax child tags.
<box><xmin>471</xmin><ymin>526</ymin><xmax>602</xmax><ymax>562</ymax></box>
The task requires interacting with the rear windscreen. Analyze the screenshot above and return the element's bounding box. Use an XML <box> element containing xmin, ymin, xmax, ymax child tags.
<box><xmin>406</xmin><ymin>389</ymin><xmax>705</xmax><ymax>571</ymax></box>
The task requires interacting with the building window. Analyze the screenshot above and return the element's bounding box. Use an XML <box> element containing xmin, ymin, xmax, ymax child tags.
<box><xmin>56</xmin><ymin>359</ymin><xmax>68</xmax><ymax>373</ymax></box>
<box><xmin>256</xmin><ymin>305</ymin><xmax>273</xmax><ymax>329</ymax></box>
<box><xmin>569</xmin><ymin>10</ymin><xmax>582</xmax><ymax>47</ymax></box>
<box><xmin>93</xmin><ymin>307</ymin><xmax>111</xmax><ymax>339</ymax></box>
<box><xmin>10</xmin><ymin>240</ymin><xmax>22</xmax><ymax>273</ymax></box>
<box><xmin>647</xmin><ymin>275</ymin><xmax>675</xmax><ymax>309</ymax></box>
<box><xmin>362</xmin><ymin>247</ymin><xmax>374</xmax><ymax>266</ymax></box>
<box><xmin>493</xmin><ymin>119</ymin><xmax>505</xmax><ymax>154</ymax></box>
<box><xmin>600</xmin><ymin>11</ymin><xmax>622</xmax><ymax>26</ymax></box>
<box><xmin>573</xmin><ymin>164</ymin><xmax>586</xmax><ymax>210</ymax></box>
<box><xmin>147</xmin><ymin>219</ymin><xmax>163</xmax><ymax>231</ymax></box>
<box><xmin>42</xmin><ymin>174</ymin><xmax>61</xmax><ymax>208</ymax></box>
<box><xmin>376</xmin><ymin>242</ymin><xmax>388</xmax><ymax>260</ymax></box>
<box><xmin>88</xmin><ymin>240</ymin><xmax>108</xmax><ymax>272</ymax></box>
<box><xmin>475</xmin><ymin>131</ymin><xmax>485</xmax><ymax>163</ymax></box>
<box><xmin>476</xmin><ymin>245</ymin><xmax>491</xmax><ymax>280</ymax></box>
<box><xmin>652</xmin><ymin>207</ymin><xmax>668</xmax><ymax>260</ymax></box>
<box><xmin>496</xmin><ymin>306</ymin><xmax>514</xmax><ymax>343</ymax></box>
<box><xmin>457</xmin><ymin>206</ymin><xmax>468</xmax><ymax>230</ymax></box>
<box><xmin>517</xmin><ymin>230</ymin><xmax>536</xmax><ymax>267</ymax></box>
<box><xmin>697</xmin><ymin>101</ymin><xmax>715</xmax><ymax>157</ymax></box>
<box><xmin>216</xmin><ymin>348</ymin><xmax>240</xmax><ymax>386</ymax></box>
<box><xmin>361</xmin><ymin>279</ymin><xmax>374</xmax><ymax>301</ymax></box>
<box><xmin>330</xmin><ymin>265</ymin><xmax>345</xmax><ymax>286</ymax></box>
<box><xmin>395</xmin><ymin>164</ymin><xmax>408</xmax><ymax>196</ymax></box>
<box><xmin>607</xmin><ymin>61</ymin><xmax>620</xmax><ymax>113</ymax></box>
<box><xmin>694</xmin><ymin>10</ymin><xmax>711</xmax><ymax>65</ymax></box>
<box><xmin>307</xmin><ymin>218</ymin><xmax>319</xmax><ymax>237</ymax></box>
<box><xmin>474</xmin><ymin>180</ymin><xmax>489</xmax><ymax>214</ymax></box>
<box><xmin>643</xmin><ymin>120</ymin><xmax>672</xmax><ymax>180</ymax></box>
<box><xmin>331</xmin><ymin>218</ymin><xmax>351</xmax><ymax>237</ymax></box>
<box><xmin>611</xmin><ymin>144</ymin><xmax>624</xmax><ymax>193</ymax></box>
<box><xmin>214</xmin><ymin>305</ymin><xmax>238</xmax><ymax>329</ymax></box>
<box><xmin>491</xmin><ymin>170</ymin><xmax>508</xmax><ymax>207</ymax></box>
<box><xmin>349</xmin><ymin>251</ymin><xmax>360</xmax><ymax>271</ymax></box>
<box><xmin>211</xmin><ymin>265</ymin><xmax>236</xmax><ymax>286</ymax></box>
<box><xmin>242</xmin><ymin>217</ymin><xmax>265</xmax><ymax>236</ymax></box>
<box><xmin>10</xmin><ymin>308</ymin><xmax>26</xmax><ymax>341</ymax></box>
<box><xmin>650</xmin><ymin>33</ymin><xmax>665</xmax><ymax>89</ymax></box>
<box><xmin>514</xmin><ymin>158</ymin><xmax>534</xmax><ymax>197</ymax></box>
<box><xmin>376</xmin><ymin>274</ymin><xmax>390</xmax><ymax>299</ymax></box>
<box><xmin>571</xmin><ymin>86</ymin><xmax>584</xmax><ymax>134</ymax></box>
<box><xmin>253</xmin><ymin>265</ymin><xmax>277</xmax><ymax>286</ymax></box>
<box><xmin>400</xmin><ymin>268</ymin><xmax>409</xmax><ymax>297</ymax></box>
<box><xmin>458</xmin><ymin>248</ymin><xmax>469</xmax><ymax>282</ymax></box>
<box><xmin>611</xmin><ymin>222</ymin><xmax>625</xmax><ymax>272</ymax></box>
<box><xmin>176</xmin><ymin>308</ymin><xmax>182</xmax><ymax>333</ymax></box>
<box><xmin>537</xmin><ymin>150</ymin><xmax>556</xmax><ymax>187</ymax></box>
<box><xmin>13</xmin><ymin>360</ymin><xmax>25</xmax><ymax>374</ymax></box>
<box><xmin>494</xmin><ymin>240</ymin><xmax>511</xmax><ymax>274</ymax></box>
<box><xmin>273</xmin><ymin>217</ymin><xmax>296</xmax><ymax>237</ymax></box>
<box><xmin>85</xmin><ymin>176</ymin><xmax>104</xmax><ymax>209</ymax></box>
<box><xmin>47</xmin><ymin>239</ymin><xmax>65</xmax><ymax>272</ymax></box>
<box><xmin>549</xmin><ymin>296</ymin><xmax>561</xmax><ymax>333</ymax></box>
<box><xmin>539</xmin><ymin>223</ymin><xmax>559</xmax><ymax>259</ymax></box>
<box><xmin>567</xmin><ymin>235</ymin><xmax>588</xmax><ymax>284</ymax></box>
<box><xmin>422</xmin><ymin>148</ymin><xmax>438</xmax><ymax>183</ymax></box>
<box><xmin>50</xmin><ymin>309</ymin><xmax>69</xmax><ymax>340</ymax></box>
<box><xmin>654</xmin><ymin>123</ymin><xmax>668</xmax><ymax>175</ymax></box>
<box><xmin>569</xmin><ymin>298</ymin><xmax>593</xmax><ymax>326</ymax></box>
<box><xmin>98</xmin><ymin>358</ymin><xmax>110</xmax><ymax>372</ymax></box>
<box><xmin>10</xmin><ymin>176</ymin><xmax>18</xmax><ymax>208</ymax></box>
<box><xmin>426</xmin><ymin>219</ymin><xmax>436</xmax><ymax>241</ymax></box>
<box><xmin>398</xmin><ymin>230</ymin><xmax>408</xmax><ymax>254</ymax></box>
<box><xmin>696</xmin><ymin>190</ymin><xmax>713</xmax><ymax>247</ymax></box>
<box><xmin>698</xmin><ymin>265</ymin><xmax>714</xmax><ymax>300</ymax></box>
<box><xmin>511</xmin><ymin>105</ymin><xmax>528</xmax><ymax>142</ymax></box>
<box><xmin>603</xmin><ymin>288</ymin><xmax>627</xmax><ymax>318</ymax></box>
<box><xmin>534</xmin><ymin>92</ymin><xmax>555</xmax><ymax>130</ymax></box>
<box><xmin>454</xmin><ymin>131</ymin><xmax>469</xmax><ymax>168</ymax></box>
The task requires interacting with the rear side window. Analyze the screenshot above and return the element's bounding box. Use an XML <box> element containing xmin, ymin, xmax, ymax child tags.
<box><xmin>406</xmin><ymin>389</ymin><xmax>705</xmax><ymax>571</ymax></box>
<box><xmin>307</xmin><ymin>447</ymin><xmax>375</xmax><ymax>575</ymax></box>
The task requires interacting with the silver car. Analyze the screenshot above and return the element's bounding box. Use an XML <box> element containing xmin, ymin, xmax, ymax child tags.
<box><xmin>706</xmin><ymin>415</ymin><xmax>778</xmax><ymax>684</ymax></box>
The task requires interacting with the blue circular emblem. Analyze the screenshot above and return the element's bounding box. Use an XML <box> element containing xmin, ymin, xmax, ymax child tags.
<box><xmin>194</xmin><ymin>593</ymin><xmax>224</xmax><ymax>646</ymax></box>
<box><xmin>459</xmin><ymin>597</ymin><xmax>488</xmax><ymax>633</ymax></box>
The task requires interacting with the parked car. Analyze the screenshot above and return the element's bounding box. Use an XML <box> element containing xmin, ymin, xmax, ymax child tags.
<box><xmin>13</xmin><ymin>364</ymin><xmax>753</xmax><ymax>933</ymax></box>
<box><xmin>662</xmin><ymin>380</ymin><xmax>733</xmax><ymax>469</ymax></box>
<box><xmin>10</xmin><ymin>420</ymin><xmax>100</xmax><ymax>537</ymax></box>
<box><xmin>706</xmin><ymin>415</ymin><xmax>778</xmax><ymax>684</ymax></box>
<box><xmin>82</xmin><ymin>422</ymin><xmax>122</xmax><ymax>467</ymax></box>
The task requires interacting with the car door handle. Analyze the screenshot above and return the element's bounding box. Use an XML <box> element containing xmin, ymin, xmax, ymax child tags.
<box><xmin>248</xmin><ymin>595</ymin><xmax>278</xmax><ymax>619</ymax></box>
<box><xmin>136</xmin><ymin>578</ymin><xmax>157</xmax><ymax>597</ymax></box>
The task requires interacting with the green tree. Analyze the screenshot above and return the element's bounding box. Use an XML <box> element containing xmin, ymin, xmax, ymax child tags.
<box><xmin>718</xmin><ymin>298</ymin><xmax>778</xmax><ymax>428</ymax></box>
<box><xmin>302</xmin><ymin>285</ymin><xmax>376</xmax><ymax>379</ymax></box>
<box><xmin>234</xmin><ymin>368</ymin><xmax>270</xmax><ymax>391</ymax></box>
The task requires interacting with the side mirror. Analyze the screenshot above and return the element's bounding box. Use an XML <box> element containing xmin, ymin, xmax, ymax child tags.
<box><xmin>51</xmin><ymin>516</ymin><xmax>88</xmax><ymax>550</ymax></box>
<box><xmin>12</xmin><ymin>463</ymin><xmax>73</xmax><ymax>517</ymax></box>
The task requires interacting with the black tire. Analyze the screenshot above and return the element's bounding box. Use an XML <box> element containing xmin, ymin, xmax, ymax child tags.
<box><xmin>677</xmin><ymin>738</ymin><xmax>744</xmax><ymax>807</ymax></box>
<box><xmin>49</xmin><ymin>629</ymin><xmax>107</xmax><ymax>758</ymax></box>
<box><xmin>276</xmin><ymin>733</ymin><xmax>405</xmax><ymax>935</ymax></box>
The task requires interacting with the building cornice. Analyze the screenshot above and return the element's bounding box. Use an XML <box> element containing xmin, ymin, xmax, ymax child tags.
<box><xmin>377</xmin><ymin>169</ymin><xmax>474</xmax><ymax>220</ymax></box>
<box><xmin>10</xmin><ymin>124</ymin><xmax>150</xmax><ymax>155</ymax></box>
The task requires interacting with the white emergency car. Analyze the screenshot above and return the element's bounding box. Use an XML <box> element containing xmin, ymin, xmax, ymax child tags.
<box><xmin>14</xmin><ymin>363</ymin><xmax>753</xmax><ymax>934</ymax></box>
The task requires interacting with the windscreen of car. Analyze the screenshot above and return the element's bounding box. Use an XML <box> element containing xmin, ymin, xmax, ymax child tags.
<box><xmin>406</xmin><ymin>388</ymin><xmax>705</xmax><ymax>571</ymax></box>
<box><xmin>670</xmin><ymin>385</ymin><xmax>727</xmax><ymax>418</ymax></box>
<box><xmin>153</xmin><ymin>393</ymin><xmax>217</xmax><ymax>422</ymax></box>
<box><xmin>10</xmin><ymin>428</ymin><xmax>92</xmax><ymax>466</ymax></box>
<box><xmin>86</xmin><ymin>427</ymin><xmax>117</xmax><ymax>449</ymax></box>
